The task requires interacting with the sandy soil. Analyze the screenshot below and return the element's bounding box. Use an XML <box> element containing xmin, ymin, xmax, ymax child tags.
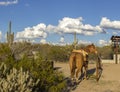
<box><xmin>54</xmin><ymin>62</ymin><xmax>120</xmax><ymax>92</ymax></box>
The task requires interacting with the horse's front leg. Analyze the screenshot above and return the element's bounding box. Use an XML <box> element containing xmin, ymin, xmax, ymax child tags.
<box><xmin>84</xmin><ymin>67</ymin><xmax>87</xmax><ymax>79</ymax></box>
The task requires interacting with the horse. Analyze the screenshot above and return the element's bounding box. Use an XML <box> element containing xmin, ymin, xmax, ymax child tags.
<box><xmin>69</xmin><ymin>44</ymin><xmax>98</xmax><ymax>82</ymax></box>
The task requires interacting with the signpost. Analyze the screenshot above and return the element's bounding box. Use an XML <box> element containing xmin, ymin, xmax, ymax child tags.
<box><xmin>111</xmin><ymin>36</ymin><xmax>120</xmax><ymax>64</ymax></box>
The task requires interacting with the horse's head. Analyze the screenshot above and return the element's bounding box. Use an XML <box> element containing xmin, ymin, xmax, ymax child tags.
<box><xmin>86</xmin><ymin>44</ymin><xmax>98</xmax><ymax>54</ymax></box>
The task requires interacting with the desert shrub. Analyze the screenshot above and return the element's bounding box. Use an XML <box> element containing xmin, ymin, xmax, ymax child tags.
<box><xmin>48</xmin><ymin>45</ymin><xmax>72</xmax><ymax>62</ymax></box>
<box><xmin>28</xmin><ymin>56</ymin><xmax>67</xmax><ymax>92</ymax></box>
<box><xmin>0</xmin><ymin>43</ymin><xmax>67</xmax><ymax>92</ymax></box>
<box><xmin>0</xmin><ymin>63</ymin><xmax>39</xmax><ymax>92</ymax></box>
<box><xmin>97</xmin><ymin>46</ymin><xmax>113</xmax><ymax>59</ymax></box>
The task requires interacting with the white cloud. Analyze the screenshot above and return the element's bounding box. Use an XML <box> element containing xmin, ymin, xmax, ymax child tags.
<box><xmin>15</xmin><ymin>17</ymin><xmax>112</xmax><ymax>44</ymax></box>
<box><xmin>60</xmin><ymin>36</ymin><xmax>64</xmax><ymax>43</ymax></box>
<box><xmin>98</xmin><ymin>39</ymin><xmax>111</xmax><ymax>46</ymax></box>
<box><xmin>100</xmin><ymin>17</ymin><xmax>120</xmax><ymax>30</ymax></box>
<box><xmin>0</xmin><ymin>0</ymin><xmax>18</xmax><ymax>6</ymax></box>
<box><xmin>78</xmin><ymin>40</ymin><xmax>92</xmax><ymax>45</ymax></box>
<box><xmin>14</xmin><ymin>39</ymin><xmax>24</xmax><ymax>42</ymax></box>
<box><xmin>14</xmin><ymin>39</ymin><xmax>35</xmax><ymax>43</ymax></box>
<box><xmin>99</xmin><ymin>40</ymin><xmax>106</xmax><ymax>45</ymax></box>
<box><xmin>81</xmin><ymin>25</ymin><xmax>105</xmax><ymax>33</ymax></box>
<box><xmin>40</xmin><ymin>39</ymin><xmax>47</xmax><ymax>44</ymax></box>
<box><xmin>112</xmin><ymin>32</ymin><xmax>118</xmax><ymax>35</ymax></box>
<box><xmin>47</xmin><ymin>17</ymin><xmax>105</xmax><ymax>36</ymax></box>
<box><xmin>16</xmin><ymin>23</ymin><xmax>47</xmax><ymax>39</ymax></box>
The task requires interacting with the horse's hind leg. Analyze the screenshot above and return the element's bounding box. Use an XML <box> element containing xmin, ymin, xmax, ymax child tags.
<box><xmin>71</xmin><ymin>68</ymin><xmax>75</xmax><ymax>80</ymax></box>
<box><xmin>76</xmin><ymin>67</ymin><xmax>81</xmax><ymax>82</ymax></box>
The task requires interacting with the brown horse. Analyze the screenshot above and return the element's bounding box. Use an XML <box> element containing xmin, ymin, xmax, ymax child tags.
<box><xmin>69</xmin><ymin>44</ymin><xmax>98</xmax><ymax>81</ymax></box>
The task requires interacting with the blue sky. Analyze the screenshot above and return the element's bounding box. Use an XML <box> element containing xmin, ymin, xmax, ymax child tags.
<box><xmin>0</xmin><ymin>0</ymin><xmax>120</xmax><ymax>46</ymax></box>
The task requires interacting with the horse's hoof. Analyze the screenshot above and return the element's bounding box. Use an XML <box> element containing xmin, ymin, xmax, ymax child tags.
<box><xmin>76</xmin><ymin>79</ymin><xmax>81</xmax><ymax>84</ymax></box>
<box><xmin>71</xmin><ymin>79</ymin><xmax>76</xmax><ymax>86</ymax></box>
<box><xmin>71</xmin><ymin>78</ymin><xmax>75</xmax><ymax>81</ymax></box>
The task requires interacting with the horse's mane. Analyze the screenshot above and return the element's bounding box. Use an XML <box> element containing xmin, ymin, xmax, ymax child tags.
<box><xmin>87</xmin><ymin>44</ymin><xmax>95</xmax><ymax>48</ymax></box>
<box><xmin>84</xmin><ymin>44</ymin><xmax>96</xmax><ymax>53</ymax></box>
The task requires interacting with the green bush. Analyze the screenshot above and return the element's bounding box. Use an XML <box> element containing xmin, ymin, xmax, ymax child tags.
<box><xmin>0</xmin><ymin>43</ymin><xmax>67</xmax><ymax>92</ymax></box>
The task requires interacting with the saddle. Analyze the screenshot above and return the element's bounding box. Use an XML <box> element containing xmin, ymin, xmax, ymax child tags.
<box><xmin>72</xmin><ymin>49</ymin><xmax>88</xmax><ymax>61</ymax></box>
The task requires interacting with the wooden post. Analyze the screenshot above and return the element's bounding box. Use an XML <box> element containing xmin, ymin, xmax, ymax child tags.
<box><xmin>115</xmin><ymin>41</ymin><xmax>118</xmax><ymax>64</ymax></box>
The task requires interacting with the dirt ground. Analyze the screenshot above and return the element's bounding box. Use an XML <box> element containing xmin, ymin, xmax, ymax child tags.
<box><xmin>54</xmin><ymin>62</ymin><xmax>120</xmax><ymax>92</ymax></box>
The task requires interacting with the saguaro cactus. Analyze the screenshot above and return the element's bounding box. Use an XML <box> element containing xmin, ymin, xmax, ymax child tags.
<box><xmin>7</xmin><ymin>21</ymin><xmax>14</xmax><ymax>46</ymax></box>
<box><xmin>73</xmin><ymin>32</ymin><xmax>78</xmax><ymax>49</ymax></box>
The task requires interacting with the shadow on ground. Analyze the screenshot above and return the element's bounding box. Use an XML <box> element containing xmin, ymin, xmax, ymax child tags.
<box><xmin>64</xmin><ymin>68</ymin><xmax>98</xmax><ymax>92</ymax></box>
<box><xmin>54</xmin><ymin>66</ymin><xmax>102</xmax><ymax>92</ymax></box>
<box><xmin>54</xmin><ymin>67</ymin><xmax>61</xmax><ymax>70</ymax></box>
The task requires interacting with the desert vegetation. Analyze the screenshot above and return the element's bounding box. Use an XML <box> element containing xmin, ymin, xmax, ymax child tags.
<box><xmin>0</xmin><ymin>42</ymin><xmax>117</xmax><ymax>91</ymax></box>
<box><xmin>0</xmin><ymin>42</ymin><xmax>67</xmax><ymax>92</ymax></box>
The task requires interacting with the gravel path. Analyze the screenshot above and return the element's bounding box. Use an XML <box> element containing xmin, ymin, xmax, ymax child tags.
<box><xmin>54</xmin><ymin>62</ymin><xmax>120</xmax><ymax>92</ymax></box>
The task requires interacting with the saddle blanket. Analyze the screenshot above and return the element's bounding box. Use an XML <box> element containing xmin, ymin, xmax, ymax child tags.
<box><xmin>72</xmin><ymin>49</ymin><xmax>88</xmax><ymax>61</ymax></box>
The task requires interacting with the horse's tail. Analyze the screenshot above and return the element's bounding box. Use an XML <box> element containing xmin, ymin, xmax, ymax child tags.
<box><xmin>73</xmin><ymin>54</ymin><xmax>76</xmax><ymax>69</ymax></box>
<box><xmin>69</xmin><ymin>53</ymin><xmax>76</xmax><ymax>74</ymax></box>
